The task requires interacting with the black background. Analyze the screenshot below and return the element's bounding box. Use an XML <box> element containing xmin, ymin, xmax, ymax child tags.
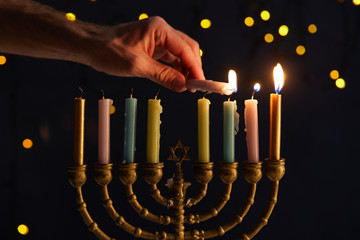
<box><xmin>1</xmin><ymin>0</ymin><xmax>360</xmax><ymax>239</ymax></box>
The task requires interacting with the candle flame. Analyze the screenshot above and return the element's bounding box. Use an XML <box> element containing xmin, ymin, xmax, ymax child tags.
<box><xmin>273</xmin><ymin>63</ymin><xmax>284</xmax><ymax>93</ymax></box>
<box><xmin>253</xmin><ymin>83</ymin><xmax>260</xmax><ymax>92</ymax></box>
<box><xmin>228</xmin><ymin>69</ymin><xmax>237</xmax><ymax>93</ymax></box>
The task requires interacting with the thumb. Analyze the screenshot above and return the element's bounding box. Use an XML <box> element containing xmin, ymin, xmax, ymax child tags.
<box><xmin>141</xmin><ymin>57</ymin><xmax>187</xmax><ymax>92</ymax></box>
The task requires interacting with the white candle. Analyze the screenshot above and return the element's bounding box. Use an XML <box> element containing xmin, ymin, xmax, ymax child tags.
<box><xmin>98</xmin><ymin>95</ymin><xmax>113</xmax><ymax>164</ymax></box>
<box><xmin>244</xmin><ymin>83</ymin><xmax>260</xmax><ymax>163</ymax></box>
<box><xmin>187</xmin><ymin>78</ymin><xmax>236</xmax><ymax>95</ymax></box>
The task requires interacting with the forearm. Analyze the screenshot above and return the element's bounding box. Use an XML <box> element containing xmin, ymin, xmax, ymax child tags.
<box><xmin>0</xmin><ymin>0</ymin><xmax>101</xmax><ymax>65</ymax></box>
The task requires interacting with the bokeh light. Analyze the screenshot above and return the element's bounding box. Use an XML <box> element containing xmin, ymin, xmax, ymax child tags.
<box><xmin>22</xmin><ymin>139</ymin><xmax>33</xmax><ymax>149</ymax></box>
<box><xmin>110</xmin><ymin>105</ymin><xmax>116</xmax><ymax>115</ymax></box>
<box><xmin>330</xmin><ymin>70</ymin><xmax>339</xmax><ymax>80</ymax></box>
<box><xmin>244</xmin><ymin>17</ymin><xmax>255</xmax><ymax>27</ymax></box>
<box><xmin>65</xmin><ymin>13</ymin><xmax>76</xmax><ymax>22</ymax></box>
<box><xmin>353</xmin><ymin>0</ymin><xmax>360</xmax><ymax>6</ymax></box>
<box><xmin>308</xmin><ymin>24</ymin><xmax>317</xmax><ymax>34</ymax></box>
<box><xmin>260</xmin><ymin>10</ymin><xmax>270</xmax><ymax>21</ymax></box>
<box><xmin>278</xmin><ymin>25</ymin><xmax>289</xmax><ymax>36</ymax></box>
<box><xmin>200</xmin><ymin>19</ymin><xmax>212</xmax><ymax>29</ymax></box>
<box><xmin>17</xmin><ymin>224</ymin><xmax>29</xmax><ymax>235</ymax></box>
<box><xmin>264</xmin><ymin>33</ymin><xmax>274</xmax><ymax>43</ymax></box>
<box><xmin>199</xmin><ymin>49</ymin><xmax>203</xmax><ymax>57</ymax></box>
<box><xmin>296</xmin><ymin>45</ymin><xmax>306</xmax><ymax>55</ymax></box>
<box><xmin>0</xmin><ymin>55</ymin><xmax>6</xmax><ymax>65</ymax></box>
<box><xmin>335</xmin><ymin>78</ymin><xmax>346</xmax><ymax>89</ymax></box>
<box><xmin>138</xmin><ymin>13</ymin><xmax>149</xmax><ymax>20</ymax></box>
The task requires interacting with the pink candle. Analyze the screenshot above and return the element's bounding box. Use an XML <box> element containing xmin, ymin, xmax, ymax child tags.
<box><xmin>244</xmin><ymin>83</ymin><xmax>260</xmax><ymax>163</ymax></box>
<box><xmin>98</xmin><ymin>95</ymin><xmax>113</xmax><ymax>164</ymax></box>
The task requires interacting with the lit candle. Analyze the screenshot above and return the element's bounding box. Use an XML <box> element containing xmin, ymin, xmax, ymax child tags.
<box><xmin>123</xmin><ymin>89</ymin><xmax>137</xmax><ymax>163</ymax></box>
<box><xmin>269</xmin><ymin>63</ymin><xmax>284</xmax><ymax>160</ymax></box>
<box><xmin>244</xmin><ymin>83</ymin><xmax>260</xmax><ymax>163</ymax></box>
<box><xmin>187</xmin><ymin>78</ymin><xmax>237</xmax><ymax>95</ymax></box>
<box><xmin>198</xmin><ymin>95</ymin><xmax>211</xmax><ymax>162</ymax></box>
<box><xmin>73</xmin><ymin>89</ymin><xmax>85</xmax><ymax>165</ymax></box>
<box><xmin>146</xmin><ymin>91</ymin><xmax>163</xmax><ymax>163</ymax></box>
<box><xmin>98</xmin><ymin>91</ymin><xmax>113</xmax><ymax>164</ymax></box>
<box><xmin>223</xmin><ymin>70</ymin><xmax>238</xmax><ymax>163</ymax></box>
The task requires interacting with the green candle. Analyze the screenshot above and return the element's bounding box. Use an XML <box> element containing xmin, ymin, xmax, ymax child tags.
<box><xmin>123</xmin><ymin>92</ymin><xmax>137</xmax><ymax>163</ymax></box>
<box><xmin>223</xmin><ymin>100</ymin><xmax>236</xmax><ymax>162</ymax></box>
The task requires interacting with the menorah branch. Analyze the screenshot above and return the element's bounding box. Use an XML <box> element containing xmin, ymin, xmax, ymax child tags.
<box><xmin>67</xmin><ymin>165</ymin><xmax>115</xmax><ymax>240</ymax></box>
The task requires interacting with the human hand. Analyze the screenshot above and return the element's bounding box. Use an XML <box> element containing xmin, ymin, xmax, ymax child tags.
<box><xmin>88</xmin><ymin>16</ymin><xmax>205</xmax><ymax>92</ymax></box>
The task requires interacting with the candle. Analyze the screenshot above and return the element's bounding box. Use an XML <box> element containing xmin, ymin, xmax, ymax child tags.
<box><xmin>146</xmin><ymin>92</ymin><xmax>163</xmax><ymax>163</ymax></box>
<box><xmin>223</xmin><ymin>70</ymin><xmax>238</xmax><ymax>163</ymax></box>
<box><xmin>98</xmin><ymin>92</ymin><xmax>113</xmax><ymax>164</ymax></box>
<box><xmin>186</xmin><ymin>78</ymin><xmax>236</xmax><ymax>95</ymax></box>
<box><xmin>123</xmin><ymin>90</ymin><xmax>137</xmax><ymax>163</ymax></box>
<box><xmin>244</xmin><ymin>83</ymin><xmax>260</xmax><ymax>163</ymax></box>
<box><xmin>269</xmin><ymin>63</ymin><xmax>284</xmax><ymax>160</ymax></box>
<box><xmin>73</xmin><ymin>92</ymin><xmax>85</xmax><ymax>165</ymax></box>
<box><xmin>198</xmin><ymin>96</ymin><xmax>211</xmax><ymax>162</ymax></box>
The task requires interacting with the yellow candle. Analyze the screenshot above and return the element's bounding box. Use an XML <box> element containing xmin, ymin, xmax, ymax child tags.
<box><xmin>269</xmin><ymin>63</ymin><xmax>284</xmax><ymax>160</ymax></box>
<box><xmin>198</xmin><ymin>97</ymin><xmax>211</xmax><ymax>162</ymax></box>
<box><xmin>73</xmin><ymin>97</ymin><xmax>85</xmax><ymax>165</ymax></box>
<box><xmin>146</xmin><ymin>96</ymin><xmax>163</xmax><ymax>163</ymax></box>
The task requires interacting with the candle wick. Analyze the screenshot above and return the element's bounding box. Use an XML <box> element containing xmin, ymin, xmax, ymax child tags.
<box><xmin>251</xmin><ymin>91</ymin><xmax>255</xmax><ymax>100</ymax></box>
<box><xmin>155</xmin><ymin>89</ymin><xmax>160</xmax><ymax>100</ymax></box>
<box><xmin>100</xmin><ymin>89</ymin><xmax>105</xmax><ymax>99</ymax></box>
<box><xmin>203</xmin><ymin>91</ymin><xmax>208</xmax><ymax>99</ymax></box>
<box><xmin>130</xmin><ymin>88</ymin><xmax>133</xmax><ymax>98</ymax></box>
<box><xmin>78</xmin><ymin>87</ymin><xmax>83</xmax><ymax>98</ymax></box>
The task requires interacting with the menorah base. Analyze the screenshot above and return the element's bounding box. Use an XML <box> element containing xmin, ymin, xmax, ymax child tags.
<box><xmin>68</xmin><ymin>156</ymin><xmax>285</xmax><ymax>240</ymax></box>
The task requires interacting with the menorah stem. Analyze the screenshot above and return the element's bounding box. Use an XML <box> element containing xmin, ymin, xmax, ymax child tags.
<box><xmin>149</xmin><ymin>183</ymin><xmax>172</xmax><ymax>207</ymax></box>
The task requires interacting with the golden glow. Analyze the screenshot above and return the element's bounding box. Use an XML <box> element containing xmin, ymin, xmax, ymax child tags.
<box><xmin>254</xmin><ymin>83</ymin><xmax>261</xmax><ymax>92</ymax></box>
<box><xmin>260</xmin><ymin>10</ymin><xmax>270</xmax><ymax>21</ymax></box>
<box><xmin>200</xmin><ymin>19</ymin><xmax>212</xmax><ymax>29</ymax></box>
<box><xmin>17</xmin><ymin>224</ymin><xmax>29</xmax><ymax>235</ymax></box>
<box><xmin>353</xmin><ymin>0</ymin><xmax>360</xmax><ymax>5</ymax></box>
<box><xmin>244</xmin><ymin>17</ymin><xmax>255</xmax><ymax>27</ymax></box>
<box><xmin>330</xmin><ymin>70</ymin><xmax>339</xmax><ymax>80</ymax></box>
<box><xmin>138</xmin><ymin>13</ymin><xmax>149</xmax><ymax>20</ymax></box>
<box><xmin>264</xmin><ymin>33</ymin><xmax>274</xmax><ymax>43</ymax></box>
<box><xmin>0</xmin><ymin>55</ymin><xmax>6</xmax><ymax>65</ymax></box>
<box><xmin>308</xmin><ymin>24</ymin><xmax>317</xmax><ymax>34</ymax></box>
<box><xmin>199</xmin><ymin>49</ymin><xmax>203</xmax><ymax>57</ymax></box>
<box><xmin>22</xmin><ymin>139</ymin><xmax>33</xmax><ymax>149</ymax></box>
<box><xmin>278</xmin><ymin>25</ymin><xmax>289</xmax><ymax>36</ymax></box>
<box><xmin>273</xmin><ymin>63</ymin><xmax>284</xmax><ymax>93</ymax></box>
<box><xmin>228</xmin><ymin>69</ymin><xmax>237</xmax><ymax>93</ymax></box>
<box><xmin>335</xmin><ymin>78</ymin><xmax>346</xmax><ymax>89</ymax></box>
<box><xmin>65</xmin><ymin>13</ymin><xmax>76</xmax><ymax>22</ymax></box>
<box><xmin>296</xmin><ymin>45</ymin><xmax>306</xmax><ymax>55</ymax></box>
<box><xmin>110</xmin><ymin>105</ymin><xmax>116</xmax><ymax>115</ymax></box>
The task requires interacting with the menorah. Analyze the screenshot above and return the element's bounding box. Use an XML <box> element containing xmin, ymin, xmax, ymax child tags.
<box><xmin>67</xmin><ymin>139</ymin><xmax>285</xmax><ymax>240</ymax></box>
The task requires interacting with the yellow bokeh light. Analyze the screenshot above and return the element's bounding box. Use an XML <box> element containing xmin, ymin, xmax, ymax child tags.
<box><xmin>296</xmin><ymin>45</ymin><xmax>306</xmax><ymax>55</ymax></box>
<box><xmin>200</xmin><ymin>19</ymin><xmax>212</xmax><ymax>29</ymax></box>
<box><xmin>0</xmin><ymin>55</ymin><xmax>6</xmax><ymax>65</ymax></box>
<box><xmin>308</xmin><ymin>24</ymin><xmax>317</xmax><ymax>34</ymax></box>
<box><xmin>330</xmin><ymin>70</ymin><xmax>339</xmax><ymax>80</ymax></box>
<box><xmin>17</xmin><ymin>224</ymin><xmax>29</xmax><ymax>235</ymax></box>
<box><xmin>199</xmin><ymin>49</ymin><xmax>203</xmax><ymax>57</ymax></box>
<box><xmin>244</xmin><ymin>17</ymin><xmax>255</xmax><ymax>27</ymax></box>
<box><xmin>335</xmin><ymin>78</ymin><xmax>346</xmax><ymax>89</ymax></box>
<box><xmin>264</xmin><ymin>33</ymin><xmax>274</xmax><ymax>43</ymax></box>
<box><xmin>65</xmin><ymin>13</ymin><xmax>76</xmax><ymax>22</ymax></box>
<box><xmin>22</xmin><ymin>139</ymin><xmax>33</xmax><ymax>149</ymax></box>
<box><xmin>278</xmin><ymin>25</ymin><xmax>289</xmax><ymax>36</ymax></box>
<box><xmin>110</xmin><ymin>105</ymin><xmax>116</xmax><ymax>115</ymax></box>
<box><xmin>260</xmin><ymin>10</ymin><xmax>270</xmax><ymax>21</ymax></box>
<box><xmin>353</xmin><ymin>0</ymin><xmax>360</xmax><ymax>6</ymax></box>
<box><xmin>138</xmin><ymin>13</ymin><xmax>149</xmax><ymax>20</ymax></box>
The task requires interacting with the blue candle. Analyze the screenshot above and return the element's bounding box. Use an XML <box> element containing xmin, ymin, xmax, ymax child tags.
<box><xmin>123</xmin><ymin>92</ymin><xmax>137</xmax><ymax>163</ymax></box>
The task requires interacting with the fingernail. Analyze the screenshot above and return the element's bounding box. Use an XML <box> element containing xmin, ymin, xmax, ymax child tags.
<box><xmin>172</xmin><ymin>77</ymin><xmax>186</xmax><ymax>92</ymax></box>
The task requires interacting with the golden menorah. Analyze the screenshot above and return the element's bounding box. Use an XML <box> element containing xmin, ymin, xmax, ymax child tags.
<box><xmin>67</xmin><ymin>140</ymin><xmax>285</xmax><ymax>240</ymax></box>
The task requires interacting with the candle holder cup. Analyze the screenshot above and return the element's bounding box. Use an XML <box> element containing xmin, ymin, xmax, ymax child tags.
<box><xmin>67</xmin><ymin>141</ymin><xmax>285</xmax><ymax>240</ymax></box>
